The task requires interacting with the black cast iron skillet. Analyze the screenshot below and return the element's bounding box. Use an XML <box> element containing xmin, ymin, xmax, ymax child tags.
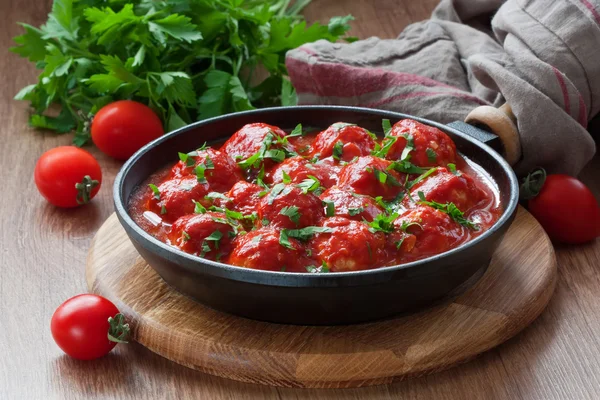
<box><xmin>113</xmin><ymin>106</ymin><xmax>519</xmax><ymax>325</ymax></box>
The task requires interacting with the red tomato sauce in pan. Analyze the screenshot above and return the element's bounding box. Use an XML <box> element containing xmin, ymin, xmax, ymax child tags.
<box><xmin>129</xmin><ymin>119</ymin><xmax>502</xmax><ymax>273</ymax></box>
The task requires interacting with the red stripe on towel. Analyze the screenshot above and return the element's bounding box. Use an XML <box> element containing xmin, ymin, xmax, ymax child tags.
<box><xmin>286</xmin><ymin>57</ymin><xmax>474</xmax><ymax>98</ymax></box>
<box><xmin>579</xmin><ymin>0</ymin><xmax>600</xmax><ymax>25</ymax></box>
<box><xmin>551</xmin><ymin>66</ymin><xmax>571</xmax><ymax>115</ymax></box>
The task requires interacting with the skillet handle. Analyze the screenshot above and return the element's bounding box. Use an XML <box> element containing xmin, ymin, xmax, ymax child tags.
<box><xmin>447</xmin><ymin>104</ymin><xmax>521</xmax><ymax>166</ymax></box>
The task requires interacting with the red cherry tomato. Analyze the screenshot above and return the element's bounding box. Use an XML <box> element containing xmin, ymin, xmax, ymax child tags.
<box><xmin>51</xmin><ymin>294</ymin><xmax>129</xmax><ymax>360</ymax></box>
<box><xmin>522</xmin><ymin>169</ymin><xmax>600</xmax><ymax>244</ymax></box>
<box><xmin>34</xmin><ymin>146</ymin><xmax>102</xmax><ymax>208</ymax></box>
<box><xmin>91</xmin><ymin>100</ymin><xmax>164</xmax><ymax>160</ymax></box>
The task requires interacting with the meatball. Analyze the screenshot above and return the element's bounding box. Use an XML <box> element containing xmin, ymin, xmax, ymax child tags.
<box><xmin>168</xmin><ymin>212</ymin><xmax>236</xmax><ymax>260</ymax></box>
<box><xmin>228</xmin><ymin>228</ymin><xmax>313</xmax><ymax>272</ymax></box>
<box><xmin>146</xmin><ymin>176</ymin><xmax>210</xmax><ymax>223</ymax></box>
<box><xmin>408</xmin><ymin>167</ymin><xmax>487</xmax><ymax>212</ymax></box>
<box><xmin>215</xmin><ymin>181</ymin><xmax>263</xmax><ymax>216</ymax></box>
<box><xmin>221</xmin><ymin>123</ymin><xmax>290</xmax><ymax>161</ymax></box>
<box><xmin>319</xmin><ymin>186</ymin><xmax>384</xmax><ymax>222</ymax></box>
<box><xmin>257</xmin><ymin>185</ymin><xmax>324</xmax><ymax>229</ymax></box>
<box><xmin>384</xmin><ymin>119</ymin><xmax>457</xmax><ymax>167</ymax></box>
<box><xmin>311</xmin><ymin>217</ymin><xmax>386</xmax><ymax>272</ymax></box>
<box><xmin>265</xmin><ymin>156</ymin><xmax>338</xmax><ymax>188</ymax></box>
<box><xmin>395</xmin><ymin>205</ymin><xmax>465</xmax><ymax>259</ymax></box>
<box><xmin>171</xmin><ymin>148</ymin><xmax>242</xmax><ymax>192</ymax></box>
<box><xmin>310</xmin><ymin>123</ymin><xmax>376</xmax><ymax>161</ymax></box>
<box><xmin>337</xmin><ymin>156</ymin><xmax>405</xmax><ymax>201</ymax></box>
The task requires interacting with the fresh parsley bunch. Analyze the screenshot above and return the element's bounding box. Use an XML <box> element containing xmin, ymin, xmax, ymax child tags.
<box><xmin>11</xmin><ymin>0</ymin><xmax>354</xmax><ymax>145</ymax></box>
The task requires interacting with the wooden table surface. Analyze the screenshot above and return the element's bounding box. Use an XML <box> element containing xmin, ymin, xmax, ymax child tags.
<box><xmin>2</xmin><ymin>1</ymin><xmax>599</xmax><ymax>399</ymax></box>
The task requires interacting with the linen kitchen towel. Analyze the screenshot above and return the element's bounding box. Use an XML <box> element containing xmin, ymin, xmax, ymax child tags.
<box><xmin>286</xmin><ymin>0</ymin><xmax>600</xmax><ymax>175</ymax></box>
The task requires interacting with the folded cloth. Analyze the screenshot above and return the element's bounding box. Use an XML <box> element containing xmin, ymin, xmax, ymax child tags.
<box><xmin>286</xmin><ymin>0</ymin><xmax>599</xmax><ymax>176</ymax></box>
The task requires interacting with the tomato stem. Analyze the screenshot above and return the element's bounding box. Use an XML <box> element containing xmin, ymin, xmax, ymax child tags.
<box><xmin>520</xmin><ymin>167</ymin><xmax>547</xmax><ymax>201</ymax></box>
<box><xmin>107</xmin><ymin>313</ymin><xmax>130</xmax><ymax>344</ymax></box>
<box><xmin>75</xmin><ymin>175</ymin><xmax>99</xmax><ymax>205</ymax></box>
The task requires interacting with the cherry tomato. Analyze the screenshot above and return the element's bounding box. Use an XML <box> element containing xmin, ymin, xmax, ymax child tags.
<box><xmin>91</xmin><ymin>100</ymin><xmax>164</xmax><ymax>160</ymax></box>
<box><xmin>522</xmin><ymin>168</ymin><xmax>600</xmax><ymax>244</ymax></box>
<box><xmin>34</xmin><ymin>146</ymin><xmax>102</xmax><ymax>208</ymax></box>
<box><xmin>51</xmin><ymin>294</ymin><xmax>129</xmax><ymax>360</ymax></box>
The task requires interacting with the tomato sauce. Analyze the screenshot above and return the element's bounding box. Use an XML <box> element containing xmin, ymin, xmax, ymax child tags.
<box><xmin>129</xmin><ymin>120</ymin><xmax>502</xmax><ymax>273</ymax></box>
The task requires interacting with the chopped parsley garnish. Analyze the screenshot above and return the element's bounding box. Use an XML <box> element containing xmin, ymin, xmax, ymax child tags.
<box><xmin>407</xmin><ymin>167</ymin><xmax>437</xmax><ymax>189</ymax></box>
<box><xmin>282</xmin><ymin>170</ymin><xmax>292</xmax><ymax>184</ymax></box>
<box><xmin>296</xmin><ymin>175</ymin><xmax>322</xmax><ymax>194</ymax></box>
<box><xmin>372</xmin><ymin>136</ymin><xmax>398</xmax><ymax>158</ymax></box>
<box><xmin>417</xmin><ymin>191</ymin><xmax>478</xmax><ymax>229</ymax></box>
<box><xmin>331</xmin><ymin>122</ymin><xmax>356</xmax><ymax>131</ymax></box>
<box><xmin>148</xmin><ymin>184</ymin><xmax>161</xmax><ymax>200</ymax></box>
<box><xmin>348</xmin><ymin>207</ymin><xmax>364</xmax><ymax>216</ymax></box>
<box><xmin>200</xmin><ymin>242</ymin><xmax>212</xmax><ymax>257</ymax></box>
<box><xmin>323</xmin><ymin>200</ymin><xmax>335</xmax><ymax>217</ymax></box>
<box><xmin>205</xmin><ymin>230</ymin><xmax>223</xmax><ymax>249</ymax></box>
<box><xmin>387</xmin><ymin>160</ymin><xmax>428</xmax><ymax>175</ymax></box>
<box><xmin>447</xmin><ymin>163</ymin><xmax>460</xmax><ymax>175</ymax></box>
<box><xmin>178</xmin><ymin>152</ymin><xmax>196</xmax><ymax>167</ymax></box>
<box><xmin>194</xmin><ymin>157</ymin><xmax>214</xmax><ymax>184</ymax></box>
<box><xmin>280</xmin><ymin>206</ymin><xmax>301</xmax><ymax>226</ymax></box>
<box><xmin>279</xmin><ymin>226</ymin><xmax>333</xmax><ymax>249</ymax></box>
<box><xmin>372</xmin><ymin>168</ymin><xmax>402</xmax><ymax>187</ymax></box>
<box><xmin>182</xmin><ymin>231</ymin><xmax>191</xmax><ymax>241</ymax></box>
<box><xmin>426</xmin><ymin>148</ymin><xmax>437</xmax><ymax>163</ymax></box>
<box><xmin>268</xmin><ymin>183</ymin><xmax>290</xmax><ymax>204</ymax></box>
<box><xmin>400</xmin><ymin>134</ymin><xmax>415</xmax><ymax>161</ymax></box>
<box><xmin>288</xmin><ymin>124</ymin><xmax>303</xmax><ymax>138</ymax></box>
<box><xmin>238</xmin><ymin>132</ymin><xmax>288</xmax><ymax>170</ymax></box>
<box><xmin>332</xmin><ymin>140</ymin><xmax>344</xmax><ymax>160</ymax></box>
<box><xmin>368</xmin><ymin>212</ymin><xmax>399</xmax><ymax>233</ymax></box>
<box><xmin>160</xmin><ymin>205</ymin><xmax>167</xmax><ymax>215</ymax></box>
<box><xmin>193</xmin><ymin>200</ymin><xmax>206</xmax><ymax>214</ymax></box>
<box><xmin>205</xmin><ymin>192</ymin><xmax>232</xmax><ymax>202</ymax></box>
<box><xmin>382</xmin><ymin>119</ymin><xmax>392</xmax><ymax>135</ymax></box>
<box><xmin>398</xmin><ymin>220</ymin><xmax>423</xmax><ymax>232</ymax></box>
<box><xmin>395</xmin><ymin>238</ymin><xmax>405</xmax><ymax>249</ymax></box>
<box><xmin>261</xmin><ymin>218</ymin><xmax>270</xmax><ymax>226</ymax></box>
<box><xmin>306</xmin><ymin>262</ymin><xmax>330</xmax><ymax>273</ymax></box>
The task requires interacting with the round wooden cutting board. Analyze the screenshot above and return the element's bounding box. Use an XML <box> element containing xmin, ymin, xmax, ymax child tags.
<box><xmin>86</xmin><ymin>207</ymin><xmax>556</xmax><ymax>388</ymax></box>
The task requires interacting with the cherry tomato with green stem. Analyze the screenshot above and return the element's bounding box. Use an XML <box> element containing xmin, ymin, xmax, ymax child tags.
<box><xmin>34</xmin><ymin>146</ymin><xmax>102</xmax><ymax>208</ymax></box>
<box><xmin>51</xmin><ymin>294</ymin><xmax>129</xmax><ymax>360</ymax></box>
<box><xmin>521</xmin><ymin>168</ymin><xmax>600</xmax><ymax>244</ymax></box>
<box><xmin>91</xmin><ymin>100</ymin><xmax>164</xmax><ymax>160</ymax></box>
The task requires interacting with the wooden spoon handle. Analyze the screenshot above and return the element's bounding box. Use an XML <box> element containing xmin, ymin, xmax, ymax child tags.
<box><xmin>465</xmin><ymin>104</ymin><xmax>521</xmax><ymax>166</ymax></box>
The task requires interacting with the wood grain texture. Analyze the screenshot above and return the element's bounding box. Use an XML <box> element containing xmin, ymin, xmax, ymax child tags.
<box><xmin>1</xmin><ymin>0</ymin><xmax>600</xmax><ymax>398</ymax></box>
<box><xmin>84</xmin><ymin>208</ymin><xmax>556</xmax><ymax>388</ymax></box>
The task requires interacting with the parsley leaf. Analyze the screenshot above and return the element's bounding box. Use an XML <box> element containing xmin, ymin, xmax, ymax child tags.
<box><xmin>323</xmin><ymin>200</ymin><xmax>335</xmax><ymax>217</ymax></box>
<box><xmin>369</xmin><ymin>213</ymin><xmax>399</xmax><ymax>233</ymax></box>
<box><xmin>407</xmin><ymin>167</ymin><xmax>437</xmax><ymax>189</ymax></box>
<box><xmin>280</xmin><ymin>206</ymin><xmax>301</xmax><ymax>226</ymax></box>
<box><xmin>348</xmin><ymin>207</ymin><xmax>364</xmax><ymax>216</ymax></box>
<box><xmin>417</xmin><ymin>191</ymin><xmax>478</xmax><ymax>229</ymax></box>
<box><xmin>296</xmin><ymin>175</ymin><xmax>322</xmax><ymax>194</ymax></box>
<box><xmin>306</xmin><ymin>261</ymin><xmax>330</xmax><ymax>273</ymax></box>
<box><xmin>332</xmin><ymin>140</ymin><xmax>344</xmax><ymax>160</ymax></box>
<box><xmin>282</xmin><ymin>170</ymin><xmax>292</xmax><ymax>184</ymax></box>
<box><xmin>204</xmin><ymin>230</ymin><xmax>223</xmax><ymax>250</ymax></box>
<box><xmin>148</xmin><ymin>184</ymin><xmax>161</xmax><ymax>200</ymax></box>
<box><xmin>11</xmin><ymin>1</ymin><xmax>354</xmax><ymax>146</ymax></box>
<box><xmin>279</xmin><ymin>226</ymin><xmax>333</xmax><ymax>249</ymax></box>
<box><xmin>426</xmin><ymin>148</ymin><xmax>437</xmax><ymax>163</ymax></box>
<box><xmin>193</xmin><ymin>200</ymin><xmax>207</xmax><ymax>214</ymax></box>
